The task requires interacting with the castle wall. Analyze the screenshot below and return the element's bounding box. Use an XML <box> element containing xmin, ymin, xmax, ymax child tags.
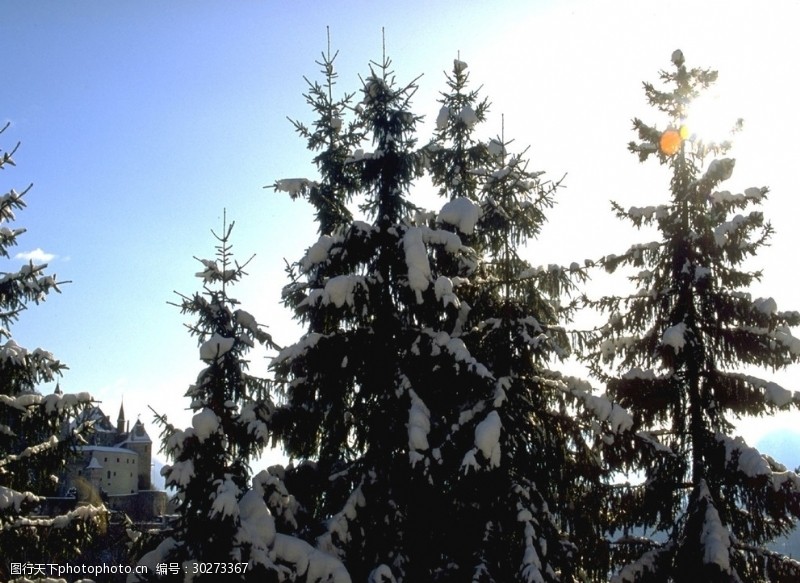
<box><xmin>65</xmin><ymin>446</ymin><xmax>139</xmax><ymax>496</ymax></box>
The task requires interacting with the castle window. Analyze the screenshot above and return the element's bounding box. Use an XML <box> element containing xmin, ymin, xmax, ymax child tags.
<box><xmin>107</xmin><ymin>470</ymin><xmax>111</xmax><ymax>479</ymax></box>
<box><xmin>117</xmin><ymin>457</ymin><xmax>120</xmax><ymax>462</ymax></box>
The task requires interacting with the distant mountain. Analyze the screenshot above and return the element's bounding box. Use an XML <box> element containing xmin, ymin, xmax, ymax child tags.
<box><xmin>151</xmin><ymin>456</ymin><xmax>168</xmax><ymax>491</ymax></box>
<box><xmin>758</xmin><ymin>429</ymin><xmax>800</xmax><ymax>472</ymax></box>
<box><xmin>758</xmin><ymin>429</ymin><xmax>800</xmax><ymax>558</ymax></box>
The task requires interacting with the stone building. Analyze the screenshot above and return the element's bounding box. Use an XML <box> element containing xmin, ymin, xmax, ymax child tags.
<box><xmin>63</xmin><ymin>402</ymin><xmax>166</xmax><ymax>521</ymax></box>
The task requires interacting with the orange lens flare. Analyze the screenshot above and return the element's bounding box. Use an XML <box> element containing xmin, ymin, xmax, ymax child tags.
<box><xmin>659</xmin><ymin>129</ymin><xmax>682</xmax><ymax>155</ymax></box>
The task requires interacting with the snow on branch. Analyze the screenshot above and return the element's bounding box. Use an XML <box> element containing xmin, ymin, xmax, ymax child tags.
<box><xmin>273</xmin><ymin>533</ymin><xmax>352</xmax><ymax>583</ymax></box>
<box><xmin>403</xmin><ymin>227</ymin><xmax>431</xmax><ymax>303</ymax></box>
<box><xmin>407</xmin><ymin>387</ymin><xmax>431</xmax><ymax>465</ymax></box>
<box><xmin>556</xmin><ymin>376</ymin><xmax>633</xmax><ymax>434</ymax></box>
<box><xmin>436</xmin><ymin>197</ymin><xmax>482</xmax><ymax>235</ymax></box>
<box><xmin>709</xmin><ymin>186</ymin><xmax>766</xmax><ymax>207</ymax></box>
<box><xmin>716</xmin><ymin>433</ymin><xmax>770</xmax><ymax>478</ymax></box>
<box><xmin>317</xmin><ymin>481</ymin><xmax>366</xmax><ymax>557</ymax></box>
<box><xmin>725</xmin><ymin>373</ymin><xmax>798</xmax><ymax>409</ymax></box>
<box><xmin>273</xmin><ymin>178</ymin><xmax>318</xmax><ymax>198</ymax></box>
<box><xmin>0</xmin><ymin>485</ymin><xmax>40</xmax><ymax>511</ymax></box>
<box><xmin>253</xmin><ymin>467</ymin><xmax>300</xmax><ymax>530</ymax></box>
<box><xmin>611</xmin><ymin>543</ymin><xmax>671</xmax><ymax>583</ymax></box>
<box><xmin>697</xmin><ymin>480</ymin><xmax>732</xmax><ymax>573</ymax></box>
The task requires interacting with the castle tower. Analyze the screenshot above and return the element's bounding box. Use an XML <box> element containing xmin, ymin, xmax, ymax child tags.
<box><xmin>127</xmin><ymin>418</ymin><xmax>152</xmax><ymax>490</ymax></box>
<box><xmin>117</xmin><ymin>401</ymin><xmax>125</xmax><ymax>435</ymax></box>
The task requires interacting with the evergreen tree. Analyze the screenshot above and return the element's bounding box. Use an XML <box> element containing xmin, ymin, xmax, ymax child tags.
<box><xmin>585</xmin><ymin>51</ymin><xmax>800</xmax><ymax>581</ymax></box>
<box><xmin>132</xmin><ymin>217</ymin><xmax>349</xmax><ymax>582</ymax></box>
<box><xmin>271</xmin><ymin>49</ymin><xmax>505</xmax><ymax>582</ymax></box>
<box><xmin>276</xmin><ymin>32</ymin><xmax>363</xmax><ymax>238</ymax></box>
<box><xmin>273</xmin><ymin>49</ymin><xmax>620</xmax><ymax>582</ymax></box>
<box><xmin>427</xmin><ymin>60</ymin><xmax>613</xmax><ymax>581</ymax></box>
<box><xmin>0</xmin><ymin>123</ymin><xmax>104</xmax><ymax>581</ymax></box>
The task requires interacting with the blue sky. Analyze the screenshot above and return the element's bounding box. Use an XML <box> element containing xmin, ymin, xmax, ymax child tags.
<box><xmin>4</xmin><ymin>0</ymin><xmax>800</xmax><ymax>469</ymax></box>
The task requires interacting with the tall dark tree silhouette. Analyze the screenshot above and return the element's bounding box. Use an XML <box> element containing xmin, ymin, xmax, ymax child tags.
<box><xmin>272</xmin><ymin>50</ymin><xmax>620</xmax><ymax>582</ymax></box>
<box><xmin>0</xmin><ymin>124</ymin><xmax>103</xmax><ymax>582</ymax></box>
<box><xmin>132</xmin><ymin>217</ymin><xmax>349</xmax><ymax>582</ymax></box>
<box><xmin>586</xmin><ymin>51</ymin><xmax>800</xmax><ymax>582</ymax></box>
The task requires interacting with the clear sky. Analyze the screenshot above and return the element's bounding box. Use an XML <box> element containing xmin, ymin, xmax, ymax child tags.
<box><xmin>4</xmin><ymin>0</ymin><xmax>800</xmax><ymax>470</ymax></box>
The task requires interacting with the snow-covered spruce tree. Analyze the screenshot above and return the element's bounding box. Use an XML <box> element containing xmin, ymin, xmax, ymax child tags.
<box><xmin>271</xmin><ymin>51</ymin><xmax>619</xmax><ymax>581</ymax></box>
<box><xmin>0</xmin><ymin>124</ymin><xmax>104</xmax><ymax>581</ymax></box>
<box><xmin>270</xmin><ymin>52</ymin><xmax>528</xmax><ymax>582</ymax></box>
<box><xmin>132</xmin><ymin>218</ymin><xmax>349</xmax><ymax>582</ymax></box>
<box><xmin>585</xmin><ymin>51</ymin><xmax>800</xmax><ymax>581</ymax></box>
<box><xmin>426</xmin><ymin>60</ymin><xmax>616</xmax><ymax>581</ymax></box>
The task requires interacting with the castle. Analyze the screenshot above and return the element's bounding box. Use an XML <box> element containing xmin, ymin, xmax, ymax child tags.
<box><xmin>62</xmin><ymin>401</ymin><xmax>167</xmax><ymax>521</ymax></box>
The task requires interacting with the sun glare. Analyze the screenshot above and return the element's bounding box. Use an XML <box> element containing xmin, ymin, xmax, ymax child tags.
<box><xmin>683</xmin><ymin>91</ymin><xmax>742</xmax><ymax>146</ymax></box>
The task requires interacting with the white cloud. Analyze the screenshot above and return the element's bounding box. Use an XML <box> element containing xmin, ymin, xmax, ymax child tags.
<box><xmin>14</xmin><ymin>248</ymin><xmax>56</xmax><ymax>262</ymax></box>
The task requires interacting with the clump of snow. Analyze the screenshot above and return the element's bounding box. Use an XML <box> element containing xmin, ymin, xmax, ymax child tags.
<box><xmin>200</xmin><ymin>333</ymin><xmax>235</xmax><ymax>361</ymax></box>
<box><xmin>717</xmin><ymin>433</ymin><xmax>770</xmax><ymax>478</ymax></box>
<box><xmin>273</xmin><ymin>332</ymin><xmax>323</xmax><ymax>365</ymax></box>
<box><xmin>41</xmin><ymin>390</ymin><xmax>93</xmax><ymax>414</ymax></box>
<box><xmin>706</xmin><ymin>158</ymin><xmax>734</xmax><ymax>182</ymax></box>
<box><xmin>432</xmin><ymin>331</ymin><xmax>491</xmax><ymax>377</ymax></box>
<box><xmin>318</xmin><ymin>484</ymin><xmax>366</xmax><ymax>554</ymax></box>
<box><xmin>435</xmin><ymin>105</ymin><xmax>450</xmax><ymax>131</ymax></box>
<box><xmin>434</xmin><ymin>276</ymin><xmax>459</xmax><ymax>308</ymax></box>
<box><xmin>628</xmin><ymin>205</ymin><xmax>669</xmax><ymax>221</ymax></box>
<box><xmin>437</xmin><ymin>197</ymin><xmax>483</xmax><ymax>235</ymax></box>
<box><xmin>301</xmin><ymin>235</ymin><xmax>337</xmax><ymax>271</ymax></box>
<box><xmin>323</xmin><ymin>275</ymin><xmax>365</xmax><ymax>308</ymax></box>
<box><xmin>163</xmin><ymin>460</ymin><xmax>195</xmax><ymax>488</ymax></box>
<box><xmin>403</xmin><ymin>227</ymin><xmax>431</xmax><ymax>303</ymax></box>
<box><xmin>694</xmin><ymin>266</ymin><xmax>711</xmax><ymax>281</ymax></box>
<box><xmin>275</xmin><ymin>178</ymin><xmax>316</xmax><ymax>195</ymax></box>
<box><xmin>192</xmin><ymin>408</ymin><xmax>219</xmax><ymax>442</ymax></box>
<box><xmin>487</xmin><ymin>138</ymin><xmax>505</xmax><ymax>158</ymax></box>
<box><xmin>621</xmin><ymin>367</ymin><xmax>656</xmax><ymax>380</ymax></box>
<box><xmin>461</xmin><ymin>448</ymin><xmax>479</xmax><ymax>474</ymax></box>
<box><xmin>235</xmin><ymin>487</ymin><xmax>276</xmax><ymax>562</ymax></box>
<box><xmin>0</xmin><ymin>485</ymin><xmax>39</xmax><ymax>511</ymax></box>
<box><xmin>661</xmin><ymin>323</ymin><xmax>687</xmax><ymax>353</ymax></box>
<box><xmin>369</xmin><ymin>564</ymin><xmax>397</xmax><ymax>583</ymax></box>
<box><xmin>713</xmin><ymin>214</ymin><xmax>746</xmax><ymax>247</ymax></box>
<box><xmin>558</xmin><ymin>377</ymin><xmax>633</xmax><ymax>434</ymax></box>
<box><xmin>764</xmin><ymin>382</ymin><xmax>794</xmax><ymax>407</ymax></box>
<box><xmin>407</xmin><ymin>389</ymin><xmax>431</xmax><ymax>458</ymax></box>
<box><xmin>474</xmin><ymin>410</ymin><xmax>502</xmax><ymax>468</ymax></box>
<box><xmin>753</xmin><ymin>297</ymin><xmax>778</xmax><ymax>315</ymax></box>
<box><xmin>772</xmin><ymin>326</ymin><xmax>800</xmax><ymax>355</ymax></box>
<box><xmin>210</xmin><ymin>475</ymin><xmax>240</xmax><ymax>519</ymax></box>
<box><xmin>612</xmin><ymin>546</ymin><xmax>665</xmax><ymax>583</ymax></box>
<box><xmin>697</xmin><ymin>481</ymin><xmax>731</xmax><ymax>572</ymax></box>
<box><xmin>710</xmin><ymin>188</ymin><xmax>765</xmax><ymax>206</ymax></box>
<box><xmin>272</xmin><ymin>533</ymin><xmax>352</xmax><ymax>583</ymax></box>
<box><xmin>598</xmin><ymin>336</ymin><xmax>638</xmax><ymax>360</ymax></box>
<box><xmin>727</xmin><ymin>373</ymin><xmax>797</xmax><ymax>408</ymax></box>
<box><xmin>458</xmin><ymin>105</ymin><xmax>478</xmax><ymax>128</ymax></box>
<box><xmin>420</xmin><ymin>225</ymin><xmax>463</xmax><ymax>253</ymax></box>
